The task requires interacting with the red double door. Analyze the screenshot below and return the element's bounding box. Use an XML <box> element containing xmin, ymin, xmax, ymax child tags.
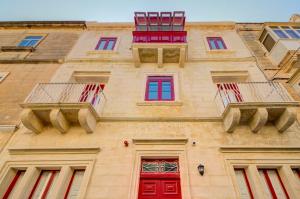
<box><xmin>138</xmin><ymin>159</ymin><xmax>182</xmax><ymax>199</ymax></box>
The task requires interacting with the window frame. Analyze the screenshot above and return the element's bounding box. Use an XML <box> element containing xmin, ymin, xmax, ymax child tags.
<box><xmin>145</xmin><ymin>76</ymin><xmax>175</xmax><ymax>101</ymax></box>
<box><xmin>95</xmin><ymin>37</ymin><xmax>117</xmax><ymax>50</ymax></box>
<box><xmin>207</xmin><ymin>37</ymin><xmax>227</xmax><ymax>50</ymax></box>
<box><xmin>234</xmin><ymin>168</ymin><xmax>254</xmax><ymax>199</ymax></box>
<box><xmin>2</xmin><ymin>170</ymin><xmax>25</xmax><ymax>199</ymax></box>
<box><xmin>28</xmin><ymin>170</ymin><xmax>60</xmax><ymax>199</ymax></box>
<box><xmin>17</xmin><ymin>36</ymin><xmax>43</xmax><ymax>47</ymax></box>
<box><xmin>64</xmin><ymin>169</ymin><xmax>85</xmax><ymax>199</ymax></box>
<box><xmin>258</xmin><ymin>169</ymin><xmax>290</xmax><ymax>199</ymax></box>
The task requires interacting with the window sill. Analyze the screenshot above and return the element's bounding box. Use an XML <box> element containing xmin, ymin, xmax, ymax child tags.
<box><xmin>1</xmin><ymin>46</ymin><xmax>35</xmax><ymax>52</ymax></box>
<box><xmin>136</xmin><ymin>101</ymin><xmax>183</xmax><ymax>106</ymax></box>
<box><xmin>206</xmin><ymin>49</ymin><xmax>235</xmax><ymax>54</ymax></box>
<box><xmin>86</xmin><ymin>50</ymin><xmax>118</xmax><ymax>55</ymax></box>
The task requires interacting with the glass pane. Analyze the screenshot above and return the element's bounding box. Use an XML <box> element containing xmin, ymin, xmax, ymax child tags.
<box><xmin>97</xmin><ymin>40</ymin><xmax>106</xmax><ymax>50</ymax></box>
<box><xmin>148</xmin><ymin>82</ymin><xmax>158</xmax><ymax>91</ymax></box>
<box><xmin>162</xmin><ymin>92</ymin><xmax>171</xmax><ymax>100</ymax></box>
<box><xmin>285</xmin><ymin>29</ymin><xmax>300</xmax><ymax>38</ymax></box>
<box><xmin>162</xmin><ymin>81</ymin><xmax>171</xmax><ymax>91</ymax></box>
<box><xmin>27</xmin><ymin>40</ymin><xmax>38</xmax><ymax>47</ymax></box>
<box><xmin>5</xmin><ymin>170</ymin><xmax>25</xmax><ymax>199</ymax></box>
<box><xmin>65</xmin><ymin>170</ymin><xmax>85</xmax><ymax>199</ymax></box>
<box><xmin>259</xmin><ymin>170</ymin><xmax>273</xmax><ymax>199</ymax></box>
<box><xmin>273</xmin><ymin>29</ymin><xmax>288</xmax><ymax>38</ymax></box>
<box><xmin>142</xmin><ymin>162</ymin><xmax>159</xmax><ymax>172</ymax></box>
<box><xmin>161</xmin><ymin>162</ymin><xmax>178</xmax><ymax>172</ymax></box>
<box><xmin>106</xmin><ymin>40</ymin><xmax>115</xmax><ymax>50</ymax></box>
<box><xmin>148</xmin><ymin>91</ymin><xmax>158</xmax><ymax>100</ymax></box>
<box><xmin>25</xmin><ymin>36</ymin><xmax>42</xmax><ymax>40</ymax></box>
<box><xmin>267</xmin><ymin>170</ymin><xmax>288</xmax><ymax>199</ymax></box>
<box><xmin>18</xmin><ymin>40</ymin><xmax>30</xmax><ymax>47</ymax></box>
<box><xmin>234</xmin><ymin>169</ymin><xmax>252</xmax><ymax>199</ymax></box>
<box><xmin>30</xmin><ymin>170</ymin><xmax>59</xmax><ymax>199</ymax></box>
<box><xmin>217</xmin><ymin>39</ymin><xmax>225</xmax><ymax>49</ymax></box>
<box><xmin>209</xmin><ymin>39</ymin><xmax>217</xmax><ymax>49</ymax></box>
<box><xmin>149</xmin><ymin>26</ymin><xmax>159</xmax><ymax>31</ymax></box>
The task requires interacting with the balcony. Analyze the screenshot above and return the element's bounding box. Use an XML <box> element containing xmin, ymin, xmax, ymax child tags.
<box><xmin>214</xmin><ymin>82</ymin><xmax>299</xmax><ymax>133</ymax></box>
<box><xmin>132</xmin><ymin>11</ymin><xmax>187</xmax><ymax>67</ymax></box>
<box><xmin>20</xmin><ymin>83</ymin><xmax>106</xmax><ymax>134</ymax></box>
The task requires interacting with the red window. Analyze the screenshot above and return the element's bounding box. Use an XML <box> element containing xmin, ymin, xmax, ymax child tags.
<box><xmin>259</xmin><ymin>169</ymin><xmax>290</xmax><ymax>199</ymax></box>
<box><xmin>145</xmin><ymin>76</ymin><xmax>174</xmax><ymax>101</ymax></box>
<box><xmin>79</xmin><ymin>83</ymin><xmax>105</xmax><ymax>107</ymax></box>
<box><xmin>207</xmin><ymin>37</ymin><xmax>227</xmax><ymax>49</ymax></box>
<box><xmin>95</xmin><ymin>37</ymin><xmax>117</xmax><ymax>50</ymax></box>
<box><xmin>28</xmin><ymin>170</ymin><xmax>59</xmax><ymax>199</ymax></box>
<box><xmin>234</xmin><ymin>169</ymin><xmax>254</xmax><ymax>199</ymax></box>
<box><xmin>217</xmin><ymin>83</ymin><xmax>243</xmax><ymax>107</ymax></box>
<box><xmin>64</xmin><ymin>170</ymin><xmax>85</xmax><ymax>199</ymax></box>
<box><xmin>2</xmin><ymin>170</ymin><xmax>25</xmax><ymax>199</ymax></box>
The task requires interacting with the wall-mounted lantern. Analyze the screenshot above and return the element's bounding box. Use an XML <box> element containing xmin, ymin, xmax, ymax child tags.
<box><xmin>198</xmin><ymin>164</ymin><xmax>204</xmax><ymax>176</ymax></box>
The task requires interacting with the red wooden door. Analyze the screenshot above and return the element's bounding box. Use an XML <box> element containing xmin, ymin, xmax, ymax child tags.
<box><xmin>138</xmin><ymin>159</ymin><xmax>182</xmax><ymax>199</ymax></box>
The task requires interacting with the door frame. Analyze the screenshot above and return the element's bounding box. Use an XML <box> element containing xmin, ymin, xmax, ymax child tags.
<box><xmin>127</xmin><ymin>141</ymin><xmax>191</xmax><ymax>199</ymax></box>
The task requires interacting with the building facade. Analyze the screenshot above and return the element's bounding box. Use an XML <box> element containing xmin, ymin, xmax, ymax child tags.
<box><xmin>0</xmin><ymin>13</ymin><xmax>299</xmax><ymax>199</ymax></box>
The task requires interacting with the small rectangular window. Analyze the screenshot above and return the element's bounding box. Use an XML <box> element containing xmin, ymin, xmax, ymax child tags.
<box><xmin>262</xmin><ymin>34</ymin><xmax>276</xmax><ymax>52</ymax></box>
<box><xmin>18</xmin><ymin>36</ymin><xmax>43</xmax><ymax>47</ymax></box>
<box><xmin>145</xmin><ymin>76</ymin><xmax>174</xmax><ymax>101</ymax></box>
<box><xmin>95</xmin><ymin>37</ymin><xmax>117</xmax><ymax>50</ymax></box>
<box><xmin>207</xmin><ymin>37</ymin><xmax>227</xmax><ymax>50</ymax></box>
<box><xmin>2</xmin><ymin>170</ymin><xmax>26</xmax><ymax>199</ymax></box>
<box><xmin>29</xmin><ymin>170</ymin><xmax>60</xmax><ymax>199</ymax></box>
<box><xmin>258</xmin><ymin>169</ymin><xmax>289</xmax><ymax>199</ymax></box>
<box><xmin>64</xmin><ymin>170</ymin><xmax>85</xmax><ymax>199</ymax></box>
<box><xmin>234</xmin><ymin>169</ymin><xmax>254</xmax><ymax>199</ymax></box>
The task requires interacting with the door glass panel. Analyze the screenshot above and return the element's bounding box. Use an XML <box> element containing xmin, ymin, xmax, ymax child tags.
<box><xmin>161</xmin><ymin>162</ymin><xmax>178</xmax><ymax>172</ymax></box>
<box><xmin>142</xmin><ymin>162</ymin><xmax>159</xmax><ymax>172</ymax></box>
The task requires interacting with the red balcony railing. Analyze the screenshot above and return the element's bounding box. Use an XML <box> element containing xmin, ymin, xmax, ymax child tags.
<box><xmin>133</xmin><ymin>31</ymin><xmax>187</xmax><ymax>43</ymax></box>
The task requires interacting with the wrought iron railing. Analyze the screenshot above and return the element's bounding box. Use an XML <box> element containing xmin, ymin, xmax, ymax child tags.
<box><xmin>214</xmin><ymin>82</ymin><xmax>294</xmax><ymax>114</ymax></box>
<box><xmin>24</xmin><ymin>83</ymin><xmax>106</xmax><ymax>113</ymax></box>
<box><xmin>133</xmin><ymin>31</ymin><xmax>187</xmax><ymax>43</ymax></box>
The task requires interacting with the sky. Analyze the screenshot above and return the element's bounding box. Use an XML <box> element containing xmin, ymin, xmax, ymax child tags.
<box><xmin>0</xmin><ymin>0</ymin><xmax>299</xmax><ymax>22</ymax></box>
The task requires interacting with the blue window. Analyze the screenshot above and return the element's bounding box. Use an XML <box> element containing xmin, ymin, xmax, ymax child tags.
<box><xmin>271</xmin><ymin>28</ymin><xmax>288</xmax><ymax>39</ymax></box>
<box><xmin>283</xmin><ymin>27</ymin><xmax>300</xmax><ymax>39</ymax></box>
<box><xmin>145</xmin><ymin>76</ymin><xmax>174</xmax><ymax>101</ymax></box>
<box><xmin>207</xmin><ymin>37</ymin><xmax>227</xmax><ymax>50</ymax></box>
<box><xmin>95</xmin><ymin>37</ymin><xmax>117</xmax><ymax>50</ymax></box>
<box><xmin>18</xmin><ymin>36</ymin><xmax>43</xmax><ymax>47</ymax></box>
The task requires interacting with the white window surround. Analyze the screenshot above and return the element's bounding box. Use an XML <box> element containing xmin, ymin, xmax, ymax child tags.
<box><xmin>0</xmin><ymin>72</ymin><xmax>9</xmax><ymax>83</ymax></box>
<box><xmin>128</xmin><ymin>139</ymin><xmax>191</xmax><ymax>199</ymax></box>
<box><xmin>136</xmin><ymin>72</ymin><xmax>183</xmax><ymax>106</ymax></box>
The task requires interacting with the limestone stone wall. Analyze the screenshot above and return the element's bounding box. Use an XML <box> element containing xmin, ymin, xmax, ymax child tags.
<box><xmin>0</xmin><ymin>23</ymin><xmax>300</xmax><ymax>199</ymax></box>
<box><xmin>0</xmin><ymin>63</ymin><xmax>60</xmax><ymax>124</ymax></box>
<box><xmin>0</xmin><ymin>29</ymin><xmax>81</xmax><ymax>61</ymax></box>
